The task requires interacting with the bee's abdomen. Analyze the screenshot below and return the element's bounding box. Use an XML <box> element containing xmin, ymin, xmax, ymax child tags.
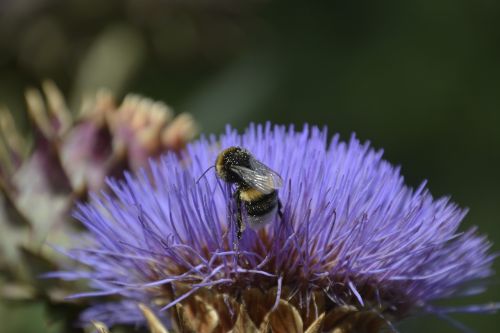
<box><xmin>242</xmin><ymin>190</ymin><xmax>278</xmax><ymax>217</ymax></box>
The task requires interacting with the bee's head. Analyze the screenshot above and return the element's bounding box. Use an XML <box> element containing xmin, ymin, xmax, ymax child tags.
<box><xmin>215</xmin><ymin>146</ymin><xmax>251</xmax><ymax>183</ymax></box>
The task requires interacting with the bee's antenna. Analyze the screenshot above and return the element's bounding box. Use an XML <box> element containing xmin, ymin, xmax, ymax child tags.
<box><xmin>196</xmin><ymin>165</ymin><xmax>215</xmax><ymax>184</ymax></box>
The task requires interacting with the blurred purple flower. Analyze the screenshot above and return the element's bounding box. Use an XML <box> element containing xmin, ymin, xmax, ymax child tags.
<box><xmin>54</xmin><ymin>123</ymin><xmax>498</xmax><ymax>332</ymax></box>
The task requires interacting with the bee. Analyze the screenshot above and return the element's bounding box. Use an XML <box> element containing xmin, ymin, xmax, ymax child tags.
<box><xmin>215</xmin><ymin>146</ymin><xmax>283</xmax><ymax>239</ymax></box>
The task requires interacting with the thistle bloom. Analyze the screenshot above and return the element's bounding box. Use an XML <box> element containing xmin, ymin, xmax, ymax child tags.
<box><xmin>56</xmin><ymin>124</ymin><xmax>497</xmax><ymax>332</ymax></box>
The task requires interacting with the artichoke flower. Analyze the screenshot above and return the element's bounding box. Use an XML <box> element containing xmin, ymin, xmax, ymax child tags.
<box><xmin>53</xmin><ymin>124</ymin><xmax>498</xmax><ymax>332</ymax></box>
<box><xmin>0</xmin><ymin>81</ymin><xmax>197</xmax><ymax>310</ymax></box>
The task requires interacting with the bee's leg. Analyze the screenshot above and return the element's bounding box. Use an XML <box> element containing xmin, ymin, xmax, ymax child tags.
<box><xmin>233</xmin><ymin>189</ymin><xmax>243</xmax><ymax>240</ymax></box>
<box><xmin>277</xmin><ymin>199</ymin><xmax>284</xmax><ymax>219</ymax></box>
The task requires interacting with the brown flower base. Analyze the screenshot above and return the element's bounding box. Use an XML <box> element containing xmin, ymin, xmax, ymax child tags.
<box><xmin>163</xmin><ymin>287</ymin><xmax>388</xmax><ymax>333</ymax></box>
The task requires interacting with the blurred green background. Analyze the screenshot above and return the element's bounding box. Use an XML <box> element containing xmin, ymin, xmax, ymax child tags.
<box><xmin>1</xmin><ymin>0</ymin><xmax>499</xmax><ymax>332</ymax></box>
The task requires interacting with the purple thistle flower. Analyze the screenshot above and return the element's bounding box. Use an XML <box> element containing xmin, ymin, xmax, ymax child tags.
<box><xmin>54</xmin><ymin>123</ymin><xmax>498</xmax><ymax>332</ymax></box>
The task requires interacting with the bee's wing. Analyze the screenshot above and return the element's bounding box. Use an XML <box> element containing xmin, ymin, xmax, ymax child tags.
<box><xmin>230</xmin><ymin>158</ymin><xmax>282</xmax><ymax>194</ymax></box>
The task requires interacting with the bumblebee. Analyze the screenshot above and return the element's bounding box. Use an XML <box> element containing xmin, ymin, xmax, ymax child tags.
<box><xmin>215</xmin><ymin>146</ymin><xmax>283</xmax><ymax>239</ymax></box>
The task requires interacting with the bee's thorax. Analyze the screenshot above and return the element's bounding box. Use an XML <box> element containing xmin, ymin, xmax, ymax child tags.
<box><xmin>215</xmin><ymin>146</ymin><xmax>251</xmax><ymax>183</ymax></box>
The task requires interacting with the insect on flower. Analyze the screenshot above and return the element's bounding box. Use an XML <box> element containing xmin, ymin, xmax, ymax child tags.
<box><xmin>50</xmin><ymin>124</ymin><xmax>499</xmax><ymax>333</ymax></box>
<box><xmin>213</xmin><ymin>146</ymin><xmax>283</xmax><ymax>239</ymax></box>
